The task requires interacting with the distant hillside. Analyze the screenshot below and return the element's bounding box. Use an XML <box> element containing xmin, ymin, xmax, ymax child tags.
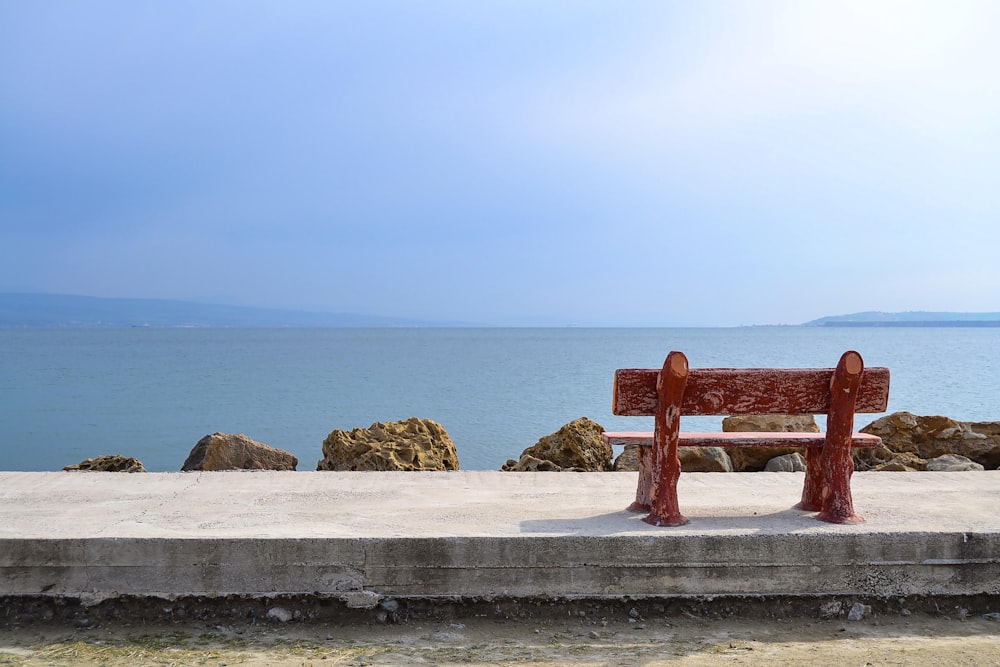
<box><xmin>804</xmin><ymin>311</ymin><xmax>1000</xmax><ymax>327</ymax></box>
<box><xmin>0</xmin><ymin>293</ymin><xmax>462</xmax><ymax>328</ymax></box>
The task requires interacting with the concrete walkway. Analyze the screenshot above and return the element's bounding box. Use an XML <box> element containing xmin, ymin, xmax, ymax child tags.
<box><xmin>2</xmin><ymin>471</ymin><xmax>998</xmax><ymax>604</ymax></box>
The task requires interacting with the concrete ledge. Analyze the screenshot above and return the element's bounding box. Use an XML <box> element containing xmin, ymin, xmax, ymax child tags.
<box><xmin>2</xmin><ymin>471</ymin><xmax>999</xmax><ymax>603</ymax></box>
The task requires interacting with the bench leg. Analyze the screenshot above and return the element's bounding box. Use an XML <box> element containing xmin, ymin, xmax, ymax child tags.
<box><xmin>643</xmin><ymin>351</ymin><xmax>690</xmax><ymax>527</ymax></box>
<box><xmin>628</xmin><ymin>445</ymin><xmax>652</xmax><ymax>512</ymax></box>
<box><xmin>794</xmin><ymin>448</ymin><xmax>824</xmax><ymax>511</ymax></box>
<box><xmin>816</xmin><ymin>439</ymin><xmax>861</xmax><ymax>524</ymax></box>
<box><xmin>816</xmin><ymin>351</ymin><xmax>865</xmax><ymax>524</ymax></box>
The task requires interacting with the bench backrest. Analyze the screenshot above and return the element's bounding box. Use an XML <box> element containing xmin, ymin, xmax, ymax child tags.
<box><xmin>612</xmin><ymin>366</ymin><xmax>891</xmax><ymax>417</ymax></box>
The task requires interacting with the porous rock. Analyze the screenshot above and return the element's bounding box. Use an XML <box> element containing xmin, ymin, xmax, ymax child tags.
<box><xmin>860</xmin><ymin>412</ymin><xmax>1000</xmax><ymax>469</ymax></box>
<box><xmin>611</xmin><ymin>444</ymin><xmax>732</xmax><ymax>473</ymax></box>
<box><xmin>182</xmin><ymin>432</ymin><xmax>298</xmax><ymax>471</ymax></box>
<box><xmin>502</xmin><ymin>454</ymin><xmax>570</xmax><ymax>472</ymax></box>
<box><xmin>722</xmin><ymin>414</ymin><xmax>819</xmax><ymax>472</ymax></box>
<box><xmin>63</xmin><ymin>454</ymin><xmax>146</xmax><ymax>473</ymax></box>
<box><xmin>502</xmin><ymin>417</ymin><xmax>610</xmax><ymax>472</ymax></box>
<box><xmin>868</xmin><ymin>451</ymin><xmax>928</xmax><ymax>472</ymax></box>
<box><xmin>317</xmin><ymin>417</ymin><xmax>459</xmax><ymax>471</ymax></box>
<box><xmin>819</xmin><ymin>600</ymin><xmax>843</xmax><ymax>619</ymax></box>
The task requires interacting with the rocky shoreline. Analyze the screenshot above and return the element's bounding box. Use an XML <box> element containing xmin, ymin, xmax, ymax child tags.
<box><xmin>62</xmin><ymin>412</ymin><xmax>1000</xmax><ymax>475</ymax></box>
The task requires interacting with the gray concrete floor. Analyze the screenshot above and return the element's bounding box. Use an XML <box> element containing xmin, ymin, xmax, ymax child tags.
<box><xmin>2</xmin><ymin>471</ymin><xmax>998</xmax><ymax>602</ymax></box>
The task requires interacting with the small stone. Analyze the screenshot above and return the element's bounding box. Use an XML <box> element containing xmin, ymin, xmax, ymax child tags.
<box><xmin>926</xmin><ymin>454</ymin><xmax>984</xmax><ymax>472</ymax></box>
<box><xmin>589</xmin><ymin>630</ymin><xmax>600</xmax><ymax>639</ymax></box>
<box><xmin>847</xmin><ymin>603</ymin><xmax>871</xmax><ymax>621</ymax></box>
<box><xmin>982</xmin><ymin>612</ymin><xmax>1000</xmax><ymax>621</ymax></box>
<box><xmin>63</xmin><ymin>455</ymin><xmax>146</xmax><ymax>473</ymax></box>
<box><xmin>342</xmin><ymin>591</ymin><xmax>381</xmax><ymax>609</ymax></box>
<box><xmin>765</xmin><ymin>452</ymin><xmax>808</xmax><ymax>473</ymax></box>
<box><xmin>819</xmin><ymin>601</ymin><xmax>843</xmax><ymax>619</ymax></box>
<box><xmin>267</xmin><ymin>607</ymin><xmax>293</xmax><ymax>623</ymax></box>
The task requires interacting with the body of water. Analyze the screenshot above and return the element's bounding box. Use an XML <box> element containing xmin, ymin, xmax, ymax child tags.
<box><xmin>1</xmin><ymin>327</ymin><xmax>997</xmax><ymax>472</ymax></box>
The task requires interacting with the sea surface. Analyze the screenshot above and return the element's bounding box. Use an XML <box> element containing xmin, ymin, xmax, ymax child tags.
<box><xmin>1</xmin><ymin>327</ymin><xmax>997</xmax><ymax>472</ymax></box>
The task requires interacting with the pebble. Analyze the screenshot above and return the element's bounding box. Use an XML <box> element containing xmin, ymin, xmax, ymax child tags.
<box><xmin>266</xmin><ymin>607</ymin><xmax>293</xmax><ymax>623</ymax></box>
<box><xmin>847</xmin><ymin>603</ymin><xmax>871</xmax><ymax>621</ymax></box>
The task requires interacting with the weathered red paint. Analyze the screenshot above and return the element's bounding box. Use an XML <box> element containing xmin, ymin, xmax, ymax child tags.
<box><xmin>643</xmin><ymin>351</ymin><xmax>690</xmax><ymax>527</ymax></box>
<box><xmin>613</xmin><ymin>366</ymin><xmax>890</xmax><ymax>417</ymax></box>
<box><xmin>627</xmin><ymin>444</ymin><xmax>652</xmax><ymax>512</ymax></box>
<box><xmin>815</xmin><ymin>351</ymin><xmax>865</xmax><ymax>524</ymax></box>
<box><xmin>608</xmin><ymin>351</ymin><xmax>890</xmax><ymax>526</ymax></box>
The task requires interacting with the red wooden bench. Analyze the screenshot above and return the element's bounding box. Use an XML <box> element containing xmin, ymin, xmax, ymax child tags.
<box><xmin>603</xmin><ymin>351</ymin><xmax>890</xmax><ymax>526</ymax></box>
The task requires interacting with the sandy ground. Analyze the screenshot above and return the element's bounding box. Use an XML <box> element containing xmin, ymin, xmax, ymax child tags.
<box><xmin>3</xmin><ymin>611</ymin><xmax>1000</xmax><ymax>666</ymax></box>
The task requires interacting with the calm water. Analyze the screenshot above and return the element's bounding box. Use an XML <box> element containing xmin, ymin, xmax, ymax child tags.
<box><xmin>1</xmin><ymin>327</ymin><xmax>997</xmax><ymax>472</ymax></box>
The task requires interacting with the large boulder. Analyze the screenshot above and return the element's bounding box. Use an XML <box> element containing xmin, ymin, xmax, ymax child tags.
<box><xmin>182</xmin><ymin>432</ymin><xmax>298</xmax><ymax>471</ymax></box>
<box><xmin>612</xmin><ymin>444</ymin><xmax>641</xmax><ymax>471</ymax></box>
<box><xmin>722</xmin><ymin>414</ymin><xmax>819</xmax><ymax>472</ymax></box>
<box><xmin>317</xmin><ymin>418</ymin><xmax>459</xmax><ymax>471</ymax></box>
<box><xmin>502</xmin><ymin>417</ymin><xmax>610</xmax><ymax>472</ymax></box>
<box><xmin>680</xmin><ymin>447</ymin><xmax>733</xmax><ymax>472</ymax></box>
<box><xmin>860</xmin><ymin>412</ymin><xmax>1000</xmax><ymax>470</ymax></box>
<box><xmin>63</xmin><ymin>454</ymin><xmax>146</xmax><ymax>472</ymax></box>
<box><xmin>612</xmin><ymin>444</ymin><xmax>733</xmax><ymax>473</ymax></box>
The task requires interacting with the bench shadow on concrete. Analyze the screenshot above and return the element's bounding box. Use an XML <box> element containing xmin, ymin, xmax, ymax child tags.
<box><xmin>519</xmin><ymin>508</ymin><xmax>817</xmax><ymax>536</ymax></box>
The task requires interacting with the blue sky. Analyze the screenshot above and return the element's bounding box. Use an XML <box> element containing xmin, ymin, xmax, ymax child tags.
<box><xmin>2</xmin><ymin>1</ymin><xmax>998</xmax><ymax>326</ymax></box>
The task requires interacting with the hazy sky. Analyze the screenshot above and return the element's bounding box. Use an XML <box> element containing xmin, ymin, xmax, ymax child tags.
<box><xmin>2</xmin><ymin>1</ymin><xmax>998</xmax><ymax>326</ymax></box>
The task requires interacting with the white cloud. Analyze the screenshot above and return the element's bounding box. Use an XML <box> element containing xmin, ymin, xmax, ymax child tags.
<box><xmin>515</xmin><ymin>1</ymin><xmax>1000</xmax><ymax>155</ymax></box>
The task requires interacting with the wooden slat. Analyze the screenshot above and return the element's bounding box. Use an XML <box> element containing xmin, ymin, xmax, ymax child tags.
<box><xmin>612</xmin><ymin>366</ymin><xmax>890</xmax><ymax>417</ymax></box>
<box><xmin>602</xmin><ymin>431</ymin><xmax>883</xmax><ymax>449</ymax></box>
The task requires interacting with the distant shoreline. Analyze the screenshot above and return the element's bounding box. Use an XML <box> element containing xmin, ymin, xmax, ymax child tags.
<box><xmin>813</xmin><ymin>321</ymin><xmax>1000</xmax><ymax>328</ymax></box>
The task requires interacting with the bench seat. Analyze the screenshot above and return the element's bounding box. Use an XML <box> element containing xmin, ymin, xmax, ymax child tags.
<box><xmin>602</xmin><ymin>431</ymin><xmax>882</xmax><ymax>449</ymax></box>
